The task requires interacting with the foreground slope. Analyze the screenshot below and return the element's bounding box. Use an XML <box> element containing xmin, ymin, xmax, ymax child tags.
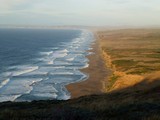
<box><xmin>1</xmin><ymin>74</ymin><xmax>160</xmax><ymax>120</ymax></box>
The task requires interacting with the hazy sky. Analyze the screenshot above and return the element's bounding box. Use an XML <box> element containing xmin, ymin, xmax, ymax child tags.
<box><xmin>0</xmin><ymin>0</ymin><xmax>160</xmax><ymax>26</ymax></box>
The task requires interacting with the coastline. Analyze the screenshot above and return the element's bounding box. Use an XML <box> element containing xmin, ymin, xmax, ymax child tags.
<box><xmin>2</xmin><ymin>29</ymin><xmax>160</xmax><ymax>120</ymax></box>
<box><xmin>66</xmin><ymin>32</ymin><xmax>109</xmax><ymax>98</ymax></box>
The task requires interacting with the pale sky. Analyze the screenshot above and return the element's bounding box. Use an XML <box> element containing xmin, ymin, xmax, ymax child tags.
<box><xmin>0</xmin><ymin>0</ymin><xmax>160</xmax><ymax>26</ymax></box>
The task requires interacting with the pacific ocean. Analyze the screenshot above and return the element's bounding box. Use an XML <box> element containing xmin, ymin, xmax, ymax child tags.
<box><xmin>0</xmin><ymin>28</ymin><xmax>94</xmax><ymax>102</ymax></box>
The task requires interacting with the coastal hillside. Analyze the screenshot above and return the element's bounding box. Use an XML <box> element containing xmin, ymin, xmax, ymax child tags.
<box><xmin>98</xmin><ymin>29</ymin><xmax>160</xmax><ymax>91</ymax></box>
<box><xmin>1</xmin><ymin>77</ymin><xmax>160</xmax><ymax>120</ymax></box>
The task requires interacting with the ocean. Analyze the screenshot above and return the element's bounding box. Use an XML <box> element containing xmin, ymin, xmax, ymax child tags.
<box><xmin>0</xmin><ymin>28</ymin><xmax>94</xmax><ymax>102</ymax></box>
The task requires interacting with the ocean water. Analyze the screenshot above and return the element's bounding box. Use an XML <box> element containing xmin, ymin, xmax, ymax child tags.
<box><xmin>0</xmin><ymin>28</ymin><xmax>94</xmax><ymax>102</ymax></box>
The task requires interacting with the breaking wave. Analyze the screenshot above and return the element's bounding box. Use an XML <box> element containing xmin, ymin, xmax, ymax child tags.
<box><xmin>0</xmin><ymin>29</ymin><xmax>94</xmax><ymax>102</ymax></box>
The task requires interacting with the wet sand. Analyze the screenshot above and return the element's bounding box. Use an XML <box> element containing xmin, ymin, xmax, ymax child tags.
<box><xmin>66</xmin><ymin>33</ymin><xmax>109</xmax><ymax>98</ymax></box>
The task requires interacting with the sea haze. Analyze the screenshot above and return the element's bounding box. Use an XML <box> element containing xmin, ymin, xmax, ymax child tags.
<box><xmin>0</xmin><ymin>28</ymin><xmax>94</xmax><ymax>102</ymax></box>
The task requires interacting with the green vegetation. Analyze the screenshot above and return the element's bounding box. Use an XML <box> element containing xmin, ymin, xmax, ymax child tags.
<box><xmin>144</xmin><ymin>60</ymin><xmax>160</xmax><ymax>64</ymax></box>
<box><xmin>127</xmin><ymin>64</ymin><xmax>160</xmax><ymax>75</ymax></box>
<box><xmin>146</xmin><ymin>54</ymin><xmax>160</xmax><ymax>58</ymax></box>
<box><xmin>101</xmin><ymin>29</ymin><xmax>160</xmax><ymax>75</ymax></box>
<box><xmin>112</xmin><ymin>59</ymin><xmax>138</xmax><ymax>67</ymax></box>
<box><xmin>127</xmin><ymin>67</ymin><xmax>154</xmax><ymax>75</ymax></box>
<box><xmin>154</xmin><ymin>49</ymin><xmax>160</xmax><ymax>53</ymax></box>
<box><xmin>107</xmin><ymin>74</ymin><xmax>120</xmax><ymax>90</ymax></box>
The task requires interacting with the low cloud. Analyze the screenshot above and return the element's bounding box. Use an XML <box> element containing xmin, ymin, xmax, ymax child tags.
<box><xmin>0</xmin><ymin>0</ymin><xmax>160</xmax><ymax>26</ymax></box>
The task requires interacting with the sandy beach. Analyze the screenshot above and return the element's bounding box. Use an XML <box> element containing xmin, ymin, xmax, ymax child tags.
<box><xmin>66</xmin><ymin>32</ymin><xmax>109</xmax><ymax>98</ymax></box>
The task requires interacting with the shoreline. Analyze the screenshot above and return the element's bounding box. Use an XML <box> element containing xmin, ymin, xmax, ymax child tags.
<box><xmin>66</xmin><ymin>32</ymin><xmax>109</xmax><ymax>99</ymax></box>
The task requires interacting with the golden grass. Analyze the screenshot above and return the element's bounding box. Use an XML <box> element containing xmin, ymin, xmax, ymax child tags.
<box><xmin>98</xmin><ymin>29</ymin><xmax>160</xmax><ymax>91</ymax></box>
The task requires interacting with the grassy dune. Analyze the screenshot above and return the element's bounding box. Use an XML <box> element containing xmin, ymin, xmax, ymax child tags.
<box><xmin>98</xmin><ymin>29</ymin><xmax>160</xmax><ymax>91</ymax></box>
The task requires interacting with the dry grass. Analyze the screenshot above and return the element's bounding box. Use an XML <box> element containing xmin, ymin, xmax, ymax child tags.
<box><xmin>98</xmin><ymin>29</ymin><xmax>160</xmax><ymax>91</ymax></box>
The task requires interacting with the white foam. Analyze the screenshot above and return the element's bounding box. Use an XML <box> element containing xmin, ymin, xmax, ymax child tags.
<box><xmin>0</xmin><ymin>95</ymin><xmax>21</xmax><ymax>102</ymax></box>
<box><xmin>34</xmin><ymin>93</ymin><xmax>57</xmax><ymax>98</ymax></box>
<box><xmin>82</xmin><ymin>63</ymin><xmax>89</xmax><ymax>69</ymax></box>
<box><xmin>0</xmin><ymin>78</ymin><xmax>10</xmax><ymax>89</ymax></box>
<box><xmin>60</xmin><ymin>49</ymin><xmax>69</xmax><ymax>53</ymax></box>
<box><xmin>40</xmin><ymin>51</ymin><xmax>53</xmax><ymax>56</ymax></box>
<box><xmin>48</xmin><ymin>60</ymin><xmax>54</xmax><ymax>64</ymax></box>
<box><xmin>0</xmin><ymin>78</ymin><xmax>45</xmax><ymax>102</ymax></box>
<box><xmin>58</xmin><ymin>94</ymin><xmax>70</xmax><ymax>100</ymax></box>
<box><xmin>54</xmin><ymin>61</ymin><xmax>70</xmax><ymax>65</ymax></box>
<box><xmin>88</xmin><ymin>48</ymin><xmax>93</xmax><ymax>50</ymax></box>
<box><xmin>11</xmin><ymin>94</ymin><xmax>22</xmax><ymax>102</ymax></box>
<box><xmin>66</xmin><ymin>57</ymin><xmax>75</xmax><ymax>61</ymax></box>
<box><xmin>0</xmin><ymin>78</ymin><xmax>43</xmax><ymax>95</ymax></box>
<box><xmin>59</xmin><ymin>53</ymin><xmax>68</xmax><ymax>57</ymax></box>
<box><xmin>50</xmin><ymin>72</ymin><xmax>74</xmax><ymax>75</ymax></box>
<box><xmin>51</xmin><ymin>47</ymin><xmax>58</xmax><ymax>50</ymax></box>
<box><xmin>52</xmin><ymin>66</ymin><xmax>65</xmax><ymax>69</ymax></box>
<box><xmin>30</xmin><ymin>78</ymin><xmax>43</xmax><ymax>86</ymax></box>
<box><xmin>12</xmin><ymin>66</ymin><xmax>39</xmax><ymax>76</ymax></box>
<box><xmin>24</xmin><ymin>71</ymin><xmax>48</xmax><ymax>76</ymax></box>
<box><xmin>51</xmin><ymin>51</ymin><xmax>68</xmax><ymax>58</ymax></box>
<box><xmin>25</xmin><ymin>78</ymin><xmax>43</xmax><ymax>94</ymax></box>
